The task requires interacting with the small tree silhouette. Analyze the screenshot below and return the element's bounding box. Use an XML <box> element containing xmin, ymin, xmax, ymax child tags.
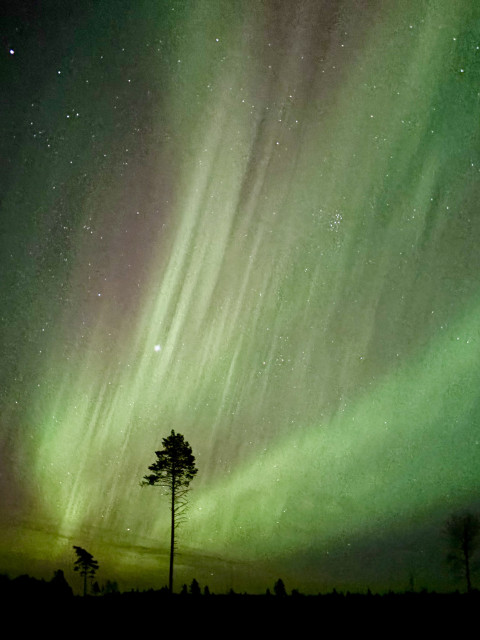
<box><xmin>73</xmin><ymin>546</ymin><xmax>99</xmax><ymax>596</ymax></box>
<box><xmin>104</xmin><ymin>579</ymin><xmax>119</xmax><ymax>594</ymax></box>
<box><xmin>190</xmin><ymin>578</ymin><xmax>201</xmax><ymax>596</ymax></box>
<box><xmin>274</xmin><ymin>578</ymin><xmax>287</xmax><ymax>596</ymax></box>
<box><xmin>142</xmin><ymin>430</ymin><xmax>198</xmax><ymax>594</ymax></box>
<box><xmin>444</xmin><ymin>512</ymin><xmax>480</xmax><ymax>593</ymax></box>
<box><xmin>50</xmin><ymin>569</ymin><xmax>73</xmax><ymax>598</ymax></box>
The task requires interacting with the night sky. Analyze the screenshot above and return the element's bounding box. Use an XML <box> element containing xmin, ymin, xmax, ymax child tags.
<box><xmin>1</xmin><ymin>0</ymin><xmax>480</xmax><ymax>594</ymax></box>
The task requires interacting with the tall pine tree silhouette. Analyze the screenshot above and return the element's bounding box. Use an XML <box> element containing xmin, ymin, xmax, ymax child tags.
<box><xmin>142</xmin><ymin>430</ymin><xmax>197</xmax><ymax>593</ymax></box>
<box><xmin>73</xmin><ymin>546</ymin><xmax>99</xmax><ymax>596</ymax></box>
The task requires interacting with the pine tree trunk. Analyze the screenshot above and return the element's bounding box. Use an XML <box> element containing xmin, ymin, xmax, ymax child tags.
<box><xmin>465</xmin><ymin>549</ymin><xmax>471</xmax><ymax>593</ymax></box>
<box><xmin>169</xmin><ymin>481</ymin><xmax>175</xmax><ymax>594</ymax></box>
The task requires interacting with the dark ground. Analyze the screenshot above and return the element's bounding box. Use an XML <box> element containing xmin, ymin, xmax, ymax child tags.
<box><xmin>2</xmin><ymin>574</ymin><xmax>478</xmax><ymax>634</ymax></box>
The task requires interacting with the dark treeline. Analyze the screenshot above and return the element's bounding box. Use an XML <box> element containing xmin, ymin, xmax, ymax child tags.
<box><xmin>2</xmin><ymin>570</ymin><xmax>479</xmax><ymax>602</ymax></box>
<box><xmin>1</xmin><ymin>571</ymin><xmax>479</xmax><ymax>633</ymax></box>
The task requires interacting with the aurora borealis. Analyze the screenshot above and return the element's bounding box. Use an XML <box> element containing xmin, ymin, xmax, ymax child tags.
<box><xmin>1</xmin><ymin>0</ymin><xmax>480</xmax><ymax>594</ymax></box>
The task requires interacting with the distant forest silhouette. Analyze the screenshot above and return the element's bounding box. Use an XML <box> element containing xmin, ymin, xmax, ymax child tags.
<box><xmin>2</xmin><ymin>571</ymin><xmax>479</xmax><ymax>601</ymax></box>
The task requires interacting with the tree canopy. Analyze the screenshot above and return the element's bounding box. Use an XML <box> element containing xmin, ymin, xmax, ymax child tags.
<box><xmin>143</xmin><ymin>430</ymin><xmax>197</xmax><ymax>493</ymax></box>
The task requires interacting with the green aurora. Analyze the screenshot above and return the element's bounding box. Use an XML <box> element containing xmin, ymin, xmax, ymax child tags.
<box><xmin>1</xmin><ymin>0</ymin><xmax>480</xmax><ymax>593</ymax></box>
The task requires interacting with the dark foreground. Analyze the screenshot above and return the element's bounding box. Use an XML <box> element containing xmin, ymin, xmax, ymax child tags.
<box><xmin>3</xmin><ymin>586</ymin><xmax>479</xmax><ymax>633</ymax></box>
